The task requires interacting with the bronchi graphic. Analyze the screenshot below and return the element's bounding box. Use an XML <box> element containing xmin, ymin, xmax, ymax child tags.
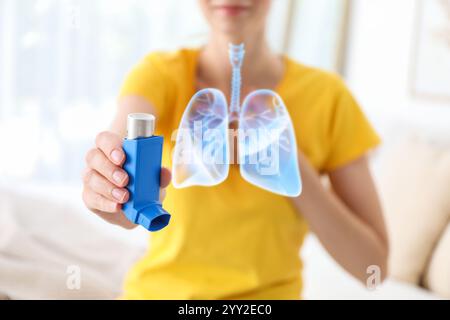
<box><xmin>172</xmin><ymin>44</ymin><xmax>302</xmax><ymax>197</ymax></box>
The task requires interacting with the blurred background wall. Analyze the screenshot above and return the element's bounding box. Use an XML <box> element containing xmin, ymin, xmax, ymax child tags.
<box><xmin>346</xmin><ymin>0</ymin><xmax>450</xmax><ymax>140</ymax></box>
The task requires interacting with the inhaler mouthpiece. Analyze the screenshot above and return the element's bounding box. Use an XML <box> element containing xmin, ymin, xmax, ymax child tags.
<box><xmin>127</xmin><ymin>113</ymin><xmax>155</xmax><ymax>140</ymax></box>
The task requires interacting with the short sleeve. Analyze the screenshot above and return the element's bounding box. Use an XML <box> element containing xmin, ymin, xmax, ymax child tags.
<box><xmin>322</xmin><ymin>79</ymin><xmax>381</xmax><ymax>172</ymax></box>
<box><xmin>119</xmin><ymin>53</ymin><xmax>174</xmax><ymax>124</ymax></box>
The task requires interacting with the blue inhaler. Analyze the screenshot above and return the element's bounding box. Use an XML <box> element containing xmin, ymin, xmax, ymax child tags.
<box><xmin>122</xmin><ymin>113</ymin><xmax>171</xmax><ymax>232</ymax></box>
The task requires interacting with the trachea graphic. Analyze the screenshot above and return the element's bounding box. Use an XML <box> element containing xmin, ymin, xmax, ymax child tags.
<box><xmin>122</xmin><ymin>114</ymin><xmax>171</xmax><ymax>232</ymax></box>
<box><xmin>229</xmin><ymin>43</ymin><xmax>245</xmax><ymax>122</ymax></box>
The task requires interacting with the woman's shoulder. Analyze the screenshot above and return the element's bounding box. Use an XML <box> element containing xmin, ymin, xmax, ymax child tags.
<box><xmin>284</xmin><ymin>56</ymin><xmax>347</xmax><ymax>93</ymax></box>
<box><xmin>138</xmin><ymin>48</ymin><xmax>199</xmax><ymax>74</ymax></box>
<box><xmin>120</xmin><ymin>48</ymin><xmax>198</xmax><ymax>104</ymax></box>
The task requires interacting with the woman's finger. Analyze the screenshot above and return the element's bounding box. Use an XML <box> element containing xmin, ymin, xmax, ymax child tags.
<box><xmin>85</xmin><ymin>169</ymin><xmax>129</xmax><ymax>204</ymax></box>
<box><xmin>95</xmin><ymin>131</ymin><xmax>126</xmax><ymax>166</ymax></box>
<box><xmin>160</xmin><ymin>167</ymin><xmax>172</xmax><ymax>188</ymax></box>
<box><xmin>85</xmin><ymin>148</ymin><xmax>129</xmax><ymax>188</ymax></box>
<box><xmin>82</xmin><ymin>187</ymin><xmax>120</xmax><ymax>213</ymax></box>
<box><xmin>160</xmin><ymin>188</ymin><xmax>167</xmax><ymax>202</ymax></box>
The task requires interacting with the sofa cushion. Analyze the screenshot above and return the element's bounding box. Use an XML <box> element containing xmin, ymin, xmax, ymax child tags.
<box><xmin>423</xmin><ymin>224</ymin><xmax>450</xmax><ymax>298</ymax></box>
<box><xmin>376</xmin><ymin>137</ymin><xmax>450</xmax><ymax>284</ymax></box>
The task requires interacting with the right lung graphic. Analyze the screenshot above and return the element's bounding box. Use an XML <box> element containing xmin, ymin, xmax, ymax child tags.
<box><xmin>239</xmin><ymin>89</ymin><xmax>302</xmax><ymax>197</ymax></box>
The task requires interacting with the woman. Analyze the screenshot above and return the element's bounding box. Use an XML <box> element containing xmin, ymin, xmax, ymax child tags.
<box><xmin>82</xmin><ymin>0</ymin><xmax>388</xmax><ymax>299</ymax></box>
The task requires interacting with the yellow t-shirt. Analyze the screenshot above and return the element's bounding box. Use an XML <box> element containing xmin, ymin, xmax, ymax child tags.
<box><xmin>119</xmin><ymin>48</ymin><xmax>380</xmax><ymax>300</ymax></box>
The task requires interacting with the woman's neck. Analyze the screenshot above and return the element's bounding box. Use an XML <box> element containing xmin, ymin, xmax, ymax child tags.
<box><xmin>197</xmin><ymin>31</ymin><xmax>284</xmax><ymax>95</ymax></box>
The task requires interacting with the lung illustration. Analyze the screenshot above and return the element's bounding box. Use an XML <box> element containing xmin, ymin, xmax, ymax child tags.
<box><xmin>172</xmin><ymin>89</ymin><xmax>230</xmax><ymax>188</ymax></box>
<box><xmin>238</xmin><ymin>89</ymin><xmax>302</xmax><ymax>197</ymax></box>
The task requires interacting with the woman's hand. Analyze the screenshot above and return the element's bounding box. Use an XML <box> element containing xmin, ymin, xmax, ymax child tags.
<box><xmin>82</xmin><ymin>131</ymin><xmax>171</xmax><ymax>229</ymax></box>
<box><xmin>292</xmin><ymin>151</ymin><xmax>388</xmax><ymax>284</ymax></box>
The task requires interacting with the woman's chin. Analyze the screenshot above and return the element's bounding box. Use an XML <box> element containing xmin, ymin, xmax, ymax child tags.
<box><xmin>213</xmin><ymin>23</ymin><xmax>249</xmax><ymax>40</ymax></box>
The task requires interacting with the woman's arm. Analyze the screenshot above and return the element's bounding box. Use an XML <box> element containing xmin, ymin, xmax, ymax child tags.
<box><xmin>292</xmin><ymin>152</ymin><xmax>389</xmax><ymax>283</ymax></box>
<box><xmin>82</xmin><ymin>96</ymin><xmax>171</xmax><ymax>229</ymax></box>
<box><xmin>110</xmin><ymin>96</ymin><xmax>157</xmax><ymax>136</ymax></box>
